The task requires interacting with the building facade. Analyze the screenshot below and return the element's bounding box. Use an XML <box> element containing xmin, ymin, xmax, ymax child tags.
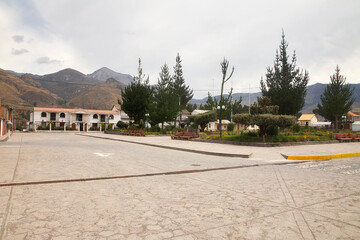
<box><xmin>298</xmin><ymin>114</ymin><xmax>319</xmax><ymax>127</ymax></box>
<box><xmin>0</xmin><ymin>104</ymin><xmax>12</xmax><ymax>137</ymax></box>
<box><xmin>30</xmin><ymin>107</ymin><xmax>120</xmax><ymax>131</ymax></box>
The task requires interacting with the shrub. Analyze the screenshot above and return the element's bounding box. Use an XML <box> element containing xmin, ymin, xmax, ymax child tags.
<box><xmin>116</xmin><ymin>121</ymin><xmax>129</xmax><ymax>129</ymax></box>
<box><xmin>150</xmin><ymin>125</ymin><xmax>160</xmax><ymax>132</ymax></box>
<box><xmin>48</xmin><ymin>121</ymin><xmax>55</xmax><ymax>129</ymax></box>
<box><xmin>165</xmin><ymin>125</ymin><xmax>174</xmax><ymax>132</ymax></box>
<box><xmin>247</xmin><ymin>130</ymin><xmax>259</xmax><ymax>137</ymax></box>
<box><xmin>292</xmin><ymin>123</ymin><xmax>301</xmax><ymax>132</ymax></box>
<box><xmin>129</xmin><ymin>124</ymin><xmax>140</xmax><ymax>130</ymax></box>
<box><xmin>266</xmin><ymin>125</ymin><xmax>279</xmax><ymax>136</ymax></box>
<box><xmin>227</xmin><ymin>123</ymin><xmax>235</xmax><ymax>132</ymax></box>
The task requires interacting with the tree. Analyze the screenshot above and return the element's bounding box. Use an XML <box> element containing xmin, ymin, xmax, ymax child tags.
<box><xmin>203</xmin><ymin>92</ymin><xmax>244</xmax><ymax>120</ymax></box>
<box><xmin>260</xmin><ymin>31</ymin><xmax>309</xmax><ymax>115</ymax></box>
<box><xmin>203</xmin><ymin>92</ymin><xmax>218</xmax><ymax>110</ymax></box>
<box><xmin>134</xmin><ymin>58</ymin><xmax>149</xmax><ymax>84</ymax></box>
<box><xmin>188</xmin><ymin>111</ymin><xmax>217</xmax><ymax>132</ymax></box>
<box><xmin>250</xmin><ymin>96</ymin><xmax>279</xmax><ymax>115</ymax></box>
<box><xmin>232</xmin><ymin>113</ymin><xmax>296</xmax><ymax>141</ymax></box>
<box><xmin>186</xmin><ymin>103</ymin><xmax>197</xmax><ymax>113</ymax></box>
<box><xmin>313</xmin><ymin>65</ymin><xmax>354</xmax><ymax>131</ymax></box>
<box><xmin>120</xmin><ymin>58</ymin><xmax>152</xmax><ymax>124</ymax></box>
<box><xmin>172</xmin><ymin>53</ymin><xmax>193</xmax><ymax>124</ymax></box>
<box><xmin>219</xmin><ymin>58</ymin><xmax>234</xmax><ymax>136</ymax></box>
<box><xmin>149</xmin><ymin>64</ymin><xmax>178</xmax><ymax>128</ymax></box>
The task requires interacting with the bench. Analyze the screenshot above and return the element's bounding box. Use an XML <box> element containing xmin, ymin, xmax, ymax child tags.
<box><xmin>179</xmin><ymin>132</ymin><xmax>195</xmax><ymax>140</ymax></box>
<box><xmin>350</xmin><ymin>134</ymin><xmax>360</xmax><ymax>142</ymax></box>
<box><xmin>336</xmin><ymin>134</ymin><xmax>352</xmax><ymax>142</ymax></box>
<box><xmin>171</xmin><ymin>131</ymin><xmax>183</xmax><ymax>140</ymax></box>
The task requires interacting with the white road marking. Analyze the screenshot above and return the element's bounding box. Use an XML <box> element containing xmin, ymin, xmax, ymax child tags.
<box><xmin>94</xmin><ymin>153</ymin><xmax>113</xmax><ymax>157</ymax></box>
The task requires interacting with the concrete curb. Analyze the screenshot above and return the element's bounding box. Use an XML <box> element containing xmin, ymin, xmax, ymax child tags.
<box><xmin>281</xmin><ymin>152</ymin><xmax>360</xmax><ymax>161</ymax></box>
<box><xmin>77</xmin><ymin>134</ymin><xmax>252</xmax><ymax>158</ymax></box>
<box><xmin>193</xmin><ymin>138</ymin><xmax>340</xmax><ymax>147</ymax></box>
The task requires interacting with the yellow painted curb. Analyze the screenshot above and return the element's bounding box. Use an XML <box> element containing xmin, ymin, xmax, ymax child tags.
<box><xmin>283</xmin><ymin>152</ymin><xmax>360</xmax><ymax>160</ymax></box>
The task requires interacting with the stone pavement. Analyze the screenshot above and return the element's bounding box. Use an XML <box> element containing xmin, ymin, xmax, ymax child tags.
<box><xmin>84</xmin><ymin>132</ymin><xmax>360</xmax><ymax>161</ymax></box>
<box><xmin>0</xmin><ymin>132</ymin><xmax>359</xmax><ymax>239</ymax></box>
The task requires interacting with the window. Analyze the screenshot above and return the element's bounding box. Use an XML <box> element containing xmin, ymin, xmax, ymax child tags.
<box><xmin>100</xmin><ymin>115</ymin><xmax>105</xmax><ymax>122</ymax></box>
<box><xmin>109</xmin><ymin>114</ymin><xmax>114</xmax><ymax>120</ymax></box>
<box><xmin>93</xmin><ymin>114</ymin><xmax>98</xmax><ymax>119</ymax></box>
<box><xmin>76</xmin><ymin>114</ymin><xmax>83</xmax><ymax>122</ymax></box>
<box><xmin>41</xmin><ymin>112</ymin><xmax>47</xmax><ymax>118</ymax></box>
<box><xmin>50</xmin><ymin>113</ymin><xmax>56</xmax><ymax>121</ymax></box>
<box><xmin>60</xmin><ymin>113</ymin><xmax>65</xmax><ymax>118</ymax></box>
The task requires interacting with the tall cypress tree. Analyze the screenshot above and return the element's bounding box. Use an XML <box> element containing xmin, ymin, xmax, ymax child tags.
<box><xmin>260</xmin><ymin>31</ymin><xmax>309</xmax><ymax>115</ymax></box>
<box><xmin>172</xmin><ymin>53</ymin><xmax>193</xmax><ymax>124</ymax></box>
<box><xmin>120</xmin><ymin>58</ymin><xmax>152</xmax><ymax>124</ymax></box>
<box><xmin>149</xmin><ymin>64</ymin><xmax>178</xmax><ymax>128</ymax></box>
<box><xmin>314</xmin><ymin>65</ymin><xmax>354</xmax><ymax>131</ymax></box>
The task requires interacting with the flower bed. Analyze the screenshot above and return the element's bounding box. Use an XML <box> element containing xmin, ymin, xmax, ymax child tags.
<box><xmin>200</xmin><ymin>130</ymin><xmax>336</xmax><ymax>143</ymax></box>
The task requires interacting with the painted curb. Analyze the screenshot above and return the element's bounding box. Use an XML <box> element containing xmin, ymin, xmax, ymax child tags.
<box><xmin>281</xmin><ymin>152</ymin><xmax>360</xmax><ymax>160</ymax></box>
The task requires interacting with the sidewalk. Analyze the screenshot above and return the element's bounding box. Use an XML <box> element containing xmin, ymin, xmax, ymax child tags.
<box><xmin>80</xmin><ymin>132</ymin><xmax>360</xmax><ymax>161</ymax></box>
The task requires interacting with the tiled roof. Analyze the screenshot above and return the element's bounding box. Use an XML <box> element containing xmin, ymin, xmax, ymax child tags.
<box><xmin>33</xmin><ymin>107</ymin><xmax>118</xmax><ymax>114</ymax></box>
<box><xmin>348</xmin><ymin>111</ymin><xmax>359</xmax><ymax>116</ymax></box>
<box><xmin>298</xmin><ymin>114</ymin><xmax>317</xmax><ymax>121</ymax></box>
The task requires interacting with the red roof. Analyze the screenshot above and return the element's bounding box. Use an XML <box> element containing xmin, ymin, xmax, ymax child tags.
<box><xmin>33</xmin><ymin>107</ymin><xmax>118</xmax><ymax>114</ymax></box>
<box><xmin>348</xmin><ymin>111</ymin><xmax>359</xmax><ymax>116</ymax></box>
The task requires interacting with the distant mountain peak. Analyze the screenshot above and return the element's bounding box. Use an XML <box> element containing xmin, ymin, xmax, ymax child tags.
<box><xmin>89</xmin><ymin>67</ymin><xmax>133</xmax><ymax>85</ymax></box>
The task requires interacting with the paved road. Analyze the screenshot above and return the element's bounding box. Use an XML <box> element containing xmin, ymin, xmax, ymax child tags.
<box><xmin>0</xmin><ymin>133</ymin><xmax>359</xmax><ymax>239</ymax></box>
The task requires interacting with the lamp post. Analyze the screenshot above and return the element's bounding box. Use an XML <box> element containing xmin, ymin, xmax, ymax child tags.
<box><xmin>217</xmin><ymin>105</ymin><xmax>225</xmax><ymax>137</ymax></box>
<box><xmin>145</xmin><ymin>113</ymin><xmax>149</xmax><ymax>131</ymax></box>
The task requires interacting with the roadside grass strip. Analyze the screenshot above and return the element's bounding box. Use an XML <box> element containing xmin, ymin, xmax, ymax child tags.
<box><xmin>282</xmin><ymin>152</ymin><xmax>360</xmax><ymax>160</ymax></box>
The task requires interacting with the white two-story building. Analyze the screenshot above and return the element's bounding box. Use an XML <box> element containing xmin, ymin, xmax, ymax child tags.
<box><xmin>30</xmin><ymin>106</ymin><xmax>121</xmax><ymax>131</ymax></box>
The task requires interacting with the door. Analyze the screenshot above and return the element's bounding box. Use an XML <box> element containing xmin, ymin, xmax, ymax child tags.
<box><xmin>80</xmin><ymin>123</ymin><xmax>83</xmax><ymax>131</ymax></box>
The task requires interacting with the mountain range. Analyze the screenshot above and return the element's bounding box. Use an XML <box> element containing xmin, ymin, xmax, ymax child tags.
<box><xmin>190</xmin><ymin>83</ymin><xmax>360</xmax><ymax>114</ymax></box>
<box><xmin>0</xmin><ymin>67</ymin><xmax>132</xmax><ymax>110</ymax></box>
<box><xmin>1</xmin><ymin>66</ymin><xmax>359</xmax><ymax>114</ymax></box>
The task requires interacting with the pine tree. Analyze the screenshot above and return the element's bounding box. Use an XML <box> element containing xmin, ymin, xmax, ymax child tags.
<box><xmin>185</xmin><ymin>103</ymin><xmax>197</xmax><ymax>113</ymax></box>
<box><xmin>149</xmin><ymin>64</ymin><xmax>178</xmax><ymax>128</ymax></box>
<box><xmin>120</xmin><ymin>58</ymin><xmax>152</xmax><ymax>124</ymax></box>
<box><xmin>260</xmin><ymin>31</ymin><xmax>309</xmax><ymax>115</ymax></box>
<box><xmin>172</xmin><ymin>53</ymin><xmax>193</xmax><ymax>124</ymax></box>
<box><xmin>314</xmin><ymin>65</ymin><xmax>354</xmax><ymax>131</ymax></box>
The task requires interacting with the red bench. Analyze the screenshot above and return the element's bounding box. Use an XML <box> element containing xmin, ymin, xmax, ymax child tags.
<box><xmin>171</xmin><ymin>132</ymin><xmax>184</xmax><ymax>140</ymax></box>
<box><xmin>179</xmin><ymin>132</ymin><xmax>195</xmax><ymax>140</ymax></box>
<box><xmin>336</xmin><ymin>134</ymin><xmax>352</xmax><ymax>142</ymax></box>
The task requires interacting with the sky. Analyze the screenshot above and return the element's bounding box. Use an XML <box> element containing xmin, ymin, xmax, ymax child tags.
<box><xmin>1</xmin><ymin>0</ymin><xmax>359</xmax><ymax>99</ymax></box>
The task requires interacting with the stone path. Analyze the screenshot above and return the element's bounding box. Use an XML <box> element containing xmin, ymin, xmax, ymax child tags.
<box><xmin>0</xmin><ymin>133</ymin><xmax>359</xmax><ymax>239</ymax></box>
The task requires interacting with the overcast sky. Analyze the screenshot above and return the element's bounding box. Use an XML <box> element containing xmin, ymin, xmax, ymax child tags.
<box><xmin>1</xmin><ymin>0</ymin><xmax>359</xmax><ymax>99</ymax></box>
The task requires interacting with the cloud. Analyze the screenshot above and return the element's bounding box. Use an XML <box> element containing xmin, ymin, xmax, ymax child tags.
<box><xmin>1</xmin><ymin>0</ymin><xmax>360</xmax><ymax>98</ymax></box>
<box><xmin>36</xmin><ymin>57</ymin><xmax>62</xmax><ymax>65</ymax></box>
<box><xmin>12</xmin><ymin>35</ymin><xmax>24</xmax><ymax>43</ymax></box>
<box><xmin>11</xmin><ymin>48</ymin><xmax>29</xmax><ymax>55</ymax></box>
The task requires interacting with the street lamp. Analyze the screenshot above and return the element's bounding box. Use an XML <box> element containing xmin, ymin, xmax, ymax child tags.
<box><xmin>145</xmin><ymin>113</ymin><xmax>149</xmax><ymax>131</ymax></box>
<box><xmin>217</xmin><ymin>105</ymin><xmax>225</xmax><ymax>137</ymax></box>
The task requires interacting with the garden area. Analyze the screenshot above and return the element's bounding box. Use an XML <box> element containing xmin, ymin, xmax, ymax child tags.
<box><xmin>200</xmin><ymin>126</ymin><xmax>337</xmax><ymax>143</ymax></box>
